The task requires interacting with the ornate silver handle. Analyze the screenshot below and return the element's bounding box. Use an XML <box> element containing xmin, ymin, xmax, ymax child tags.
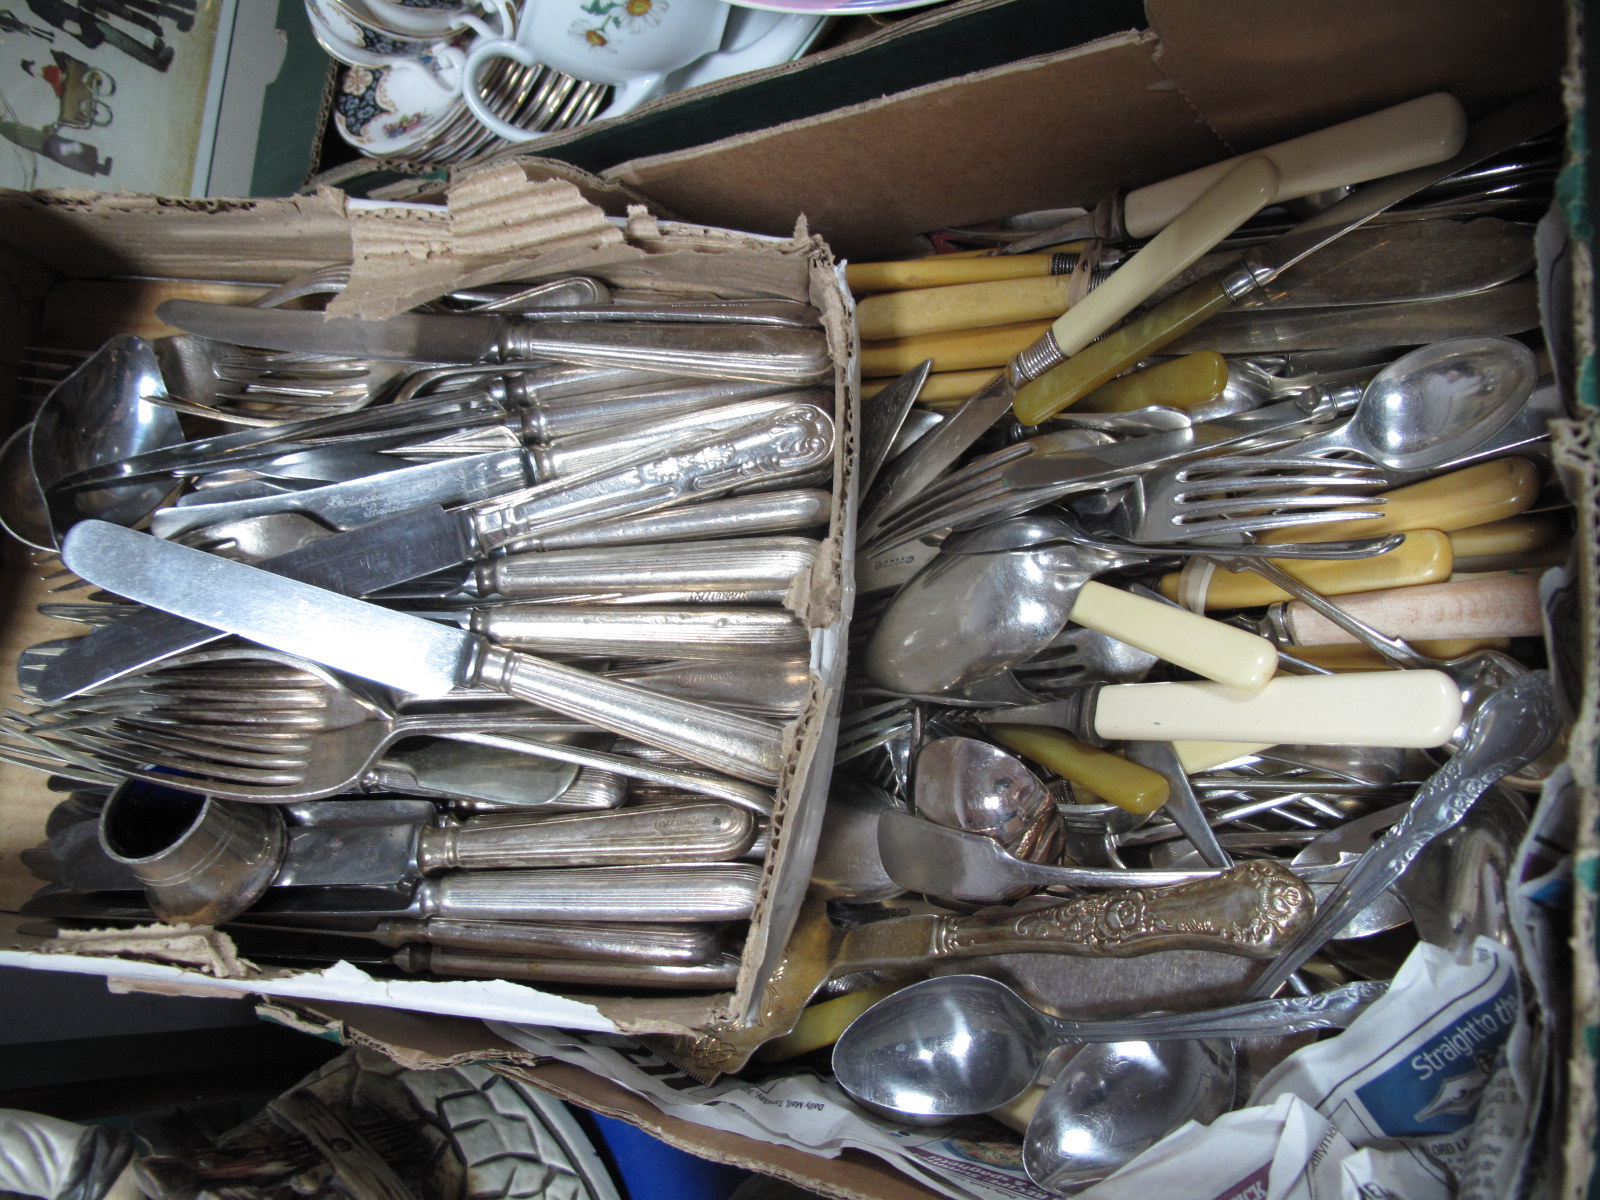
<box><xmin>417</xmin><ymin>801</ymin><xmax>757</xmax><ymax>871</ymax></box>
<box><xmin>421</xmin><ymin>864</ymin><xmax>763</xmax><ymax>921</ymax></box>
<box><xmin>539</xmin><ymin>394</ymin><xmax>829</xmax><ymax>480</ymax></box>
<box><xmin>472</xmin><ymin>605</ymin><xmax>809</xmax><ymax>660</ymax></box>
<box><xmin>479</xmin><ymin>536</ymin><xmax>820</xmax><ymax>598</ymax></box>
<box><xmin>527</xmin><ymin>378</ymin><xmax>793</xmax><ymax>441</ymax></box>
<box><xmin>473</xmin><ymin>644</ymin><xmax>787</xmax><ymax>785</ymax></box>
<box><xmin>467</xmin><ymin>405</ymin><xmax>835</xmax><ymax>555</ymax></box>
<box><xmin>497</xmin><ymin>321</ymin><xmax>832</xmax><ymax>385</ymax></box>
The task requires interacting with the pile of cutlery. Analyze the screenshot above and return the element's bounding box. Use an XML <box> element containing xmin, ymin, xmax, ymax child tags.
<box><xmin>4</xmin><ymin>274</ymin><xmax>843</xmax><ymax>992</ymax></box>
<box><xmin>626</xmin><ymin>88</ymin><xmax>1570</xmax><ymax>1195</ymax></box>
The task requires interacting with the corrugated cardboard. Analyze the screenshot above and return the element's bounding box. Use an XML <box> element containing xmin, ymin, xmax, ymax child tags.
<box><xmin>0</xmin><ymin>169</ymin><xmax>860</xmax><ymax>1039</ymax></box>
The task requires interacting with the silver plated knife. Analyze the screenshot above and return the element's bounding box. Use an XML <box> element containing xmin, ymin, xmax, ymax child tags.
<box><xmin>61</xmin><ymin>521</ymin><xmax>792</xmax><ymax>784</ymax></box>
<box><xmin>156</xmin><ymin>301</ymin><xmax>834</xmax><ymax>383</ymax></box>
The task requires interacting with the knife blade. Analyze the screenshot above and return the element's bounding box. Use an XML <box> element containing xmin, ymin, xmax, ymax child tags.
<box><xmin>61</xmin><ymin>521</ymin><xmax>789</xmax><ymax>783</ymax></box>
<box><xmin>1012</xmin><ymin>88</ymin><xmax>1564</xmax><ymax>423</ymax></box>
<box><xmin>859</xmin><ymin>360</ymin><xmax>932</xmax><ymax>492</ymax></box>
<box><xmin>148</xmin><ymin>449</ymin><xmax>534</xmax><ymax>539</ymax></box>
<box><xmin>156</xmin><ymin>301</ymin><xmax>834</xmax><ymax>384</ymax></box>
<box><xmin>38</xmin><ymin>408</ymin><xmax>834</xmax><ymax>704</ymax></box>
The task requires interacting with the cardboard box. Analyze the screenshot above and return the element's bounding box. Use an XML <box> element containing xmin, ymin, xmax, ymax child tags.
<box><xmin>0</xmin><ymin>166</ymin><xmax>862</xmax><ymax>1042</ymax></box>
<box><xmin>0</xmin><ymin>0</ymin><xmax>1589</xmax><ymax>1195</ymax></box>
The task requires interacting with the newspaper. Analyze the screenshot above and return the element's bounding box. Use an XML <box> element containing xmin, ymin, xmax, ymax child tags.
<box><xmin>1252</xmin><ymin>936</ymin><xmax>1523</xmax><ymax>1192</ymax></box>
<box><xmin>488</xmin><ymin>1021</ymin><xmax>1053</xmax><ymax>1200</ymax></box>
<box><xmin>1062</xmin><ymin>1092</ymin><xmax>1445</xmax><ymax>1200</ymax></box>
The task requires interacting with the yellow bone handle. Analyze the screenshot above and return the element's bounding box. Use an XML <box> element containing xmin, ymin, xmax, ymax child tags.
<box><xmin>1071</xmin><ymin>580</ymin><xmax>1278</xmax><ymax>689</ymax></box>
<box><xmin>1158</xmin><ymin>529</ymin><xmax>1453</xmax><ymax>609</ymax></box>
<box><xmin>1281</xmin><ymin>572</ymin><xmax>1544</xmax><ymax>645</ymax></box>
<box><xmin>862</xmin><ymin>368</ymin><xmax>1001</xmax><ymax>406</ymax></box>
<box><xmin>1449</xmin><ymin>513</ymin><xmax>1563</xmax><ymax>559</ymax></box>
<box><xmin>1013</xmin><ymin>276</ymin><xmax>1233</xmax><ymax>425</ymax></box>
<box><xmin>1074</xmin><ymin>351</ymin><xmax>1229</xmax><ymax>413</ymax></box>
<box><xmin>1044</xmin><ymin>157</ymin><xmax>1279</xmax><ymax>360</ymax></box>
<box><xmin>1094</xmin><ymin>671</ymin><xmax>1464</xmax><ymax>748</ymax></box>
<box><xmin>990</xmin><ymin>724</ymin><xmax>1170</xmax><ymax>814</ymax></box>
<box><xmin>753</xmin><ymin>982</ymin><xmax>907</xmax><ymax>1063</ymax></box>
<box><xmin>847</xmin><ymin>252</ymin><xmax>1080</xmax><ymax>293</ymax></box>
<box><xmin>1258</xmin><ymin>458</ymin><xmax>1540</xmax><ymax>544</ymax></box>
<box><xmin>861</xmin><ymin>319</ymin><xmax>1053</xmax><ymax>376</ymax></box>
<box><xmin>858</xmin><ymin>275</ymin><xmax>1076</xmax><ymax>341</ymax></box>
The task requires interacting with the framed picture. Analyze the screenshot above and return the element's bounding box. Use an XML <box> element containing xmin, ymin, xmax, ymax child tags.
<box><xmin>0</xmin><ymin>0</ymin><xmax>311</xmax><ymax>195</ymax></box>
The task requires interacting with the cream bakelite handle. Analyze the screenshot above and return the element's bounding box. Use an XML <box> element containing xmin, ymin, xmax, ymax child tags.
<box><xmin>1095</xmin><ymin>671</ymin><xmax>1464</xmax><ymax>748</ymax></box>
<box><xmin>1122</xmin><ymin>93</ymin><xmax>1468</xmax><ymax>238</ymax></box>
<box><xmin>1172</xmin><ymin>741</ymin><xmax>1276</xmax><ymax>772</ymax></box>
<box><xmin>1069</xmin><ymin>581</ymin><xmax>1277</xmax><ymax>691</ymax></box>
<box><xmin>1048</xmin><ymin>157</ymin><xmax>1280</xmax><ymax>359</ymax></box>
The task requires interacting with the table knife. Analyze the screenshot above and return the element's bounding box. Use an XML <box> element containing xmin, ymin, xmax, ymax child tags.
<box><xmin>1012</xmin><ymin>88</ymin><xmax>1564</xmax><ymax>423</ymax></box>
<box><xmin>156</xmin><ymin>301</ymin><xmax>833</xmax><ymax>384</ymax></box>
<box><xmin>998</xmin><ymin>93</ymin><xmax>1466</xmax><ymax>253</ymax></box>
<box><xmin>37</xmin><ymin>410</ymin><xmax>832</xmax><ymax>704</ymax></box>
<box><xmin>61</xmin><ymin>521</ymin><xmax>791</xmax><ymax>783</ymax></box>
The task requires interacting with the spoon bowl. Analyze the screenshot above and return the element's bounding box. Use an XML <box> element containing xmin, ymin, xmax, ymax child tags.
<box><xmin>1022</xmin><ymin>1037</ymin><xmax>1235</xmax><ymax>1193</ymax></box>
<box><xmin>834</xmin><ymin>973</ymin><xmax>1050</xmax><ymax>1116</ymax></box>
<box><xmin>29</xmin><ymin>336</ymin><xmax>185</xmax><ymax>548</ymax></box>
<box><xmin>914</xmin><ymin>736</ymin><xmax>1054</xmax><ymax>849</ymax></box>
<box><xmin>1302</xmin><ymin>335</ymin><xmax>1536</xmax><ymax>470</ymax></box>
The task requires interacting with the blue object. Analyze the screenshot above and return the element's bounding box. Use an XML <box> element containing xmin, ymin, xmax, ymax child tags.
<box><xmin>588</xmin><ymin>1111</ymin><xmax>750</xmax><ymax>1200</ymax></box>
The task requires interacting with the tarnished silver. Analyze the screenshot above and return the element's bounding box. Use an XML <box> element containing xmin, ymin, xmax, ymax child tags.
<box><xmin>463</xmin><ymin>536</ymin><xmax>820</xmax><ymax>600</ymax></box>
<box><xmin>507</xmin><ymin>488</ymin><xmax>831</xmax><ymax>552</ymax></box>
<box><xmin>810</xmin><ymin>778</ymin><xmax>906</xmax><ymax>903</ymax></box>
<box><xmin>606</xmin><ymin>658</ymin><xmax>811</xmax><ymax>717</ymax></box>
<box><xmin>406</xmin><ymin>863</ymin><xmax>765</xmax><ymax>922</ymax></box>
<box><xmin>268</xmin><ymin>798</ymin><xmax>758</xmax><ymax>886</ymax></box>
<box><xmin>157</xmin><ymin>301</ymin><xmax>834</xmax><ymax>383</ymax></box>
<box><xmin>99</xmin><ymin>778</ymin><xmax>285</xmax><ymax>925</ymax></box>
<box><xmin>877</xmin><ymin>810</ymin><xmax>1231</xmax><ymax>898</ymax></box>
<box><xmin>459</xmin><ymin>604</ymin><xmax>808</xmax><ymax>660</ymax></box>
<box><xmin>397</xmin><ymin>947</ymin><xmax>744</xmax><ymax>989</ymax></box>
<box><xmin>860</xmin><ymin>361</ymin><xmax>932</xmax><ymax>492</ymax></box>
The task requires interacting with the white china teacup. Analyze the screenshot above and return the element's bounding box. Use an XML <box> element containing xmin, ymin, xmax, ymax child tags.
<box><xmin>462</xmin><ymin>0</ymin><xmax>730</xmax><ymax>140</ymax></box>
<box><xmin>308</xmin><ymin>0</ymin><xmax>467</xmax><ymax>97</ymax></box>
<box><xmin>358</xmin><ymin>0</ymin><xmax>514</xmax><ymax>40</ymax></box>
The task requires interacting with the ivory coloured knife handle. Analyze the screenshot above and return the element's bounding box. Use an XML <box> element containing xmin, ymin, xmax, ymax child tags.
<box><xmin>1070</xmin><ymin>580</ymin><xmax>1277</xmax><ymax>690</ymax></box>
<box><xmin>1122</xmin><ymin>93</ymin><xmax>1467</xmax><ymax>238</ymax></box>
<box><xmin>989</xmin><ymin>724</ymin><xmax>1169</xmax><ymax>814</ymax></box>
<box><xmin>1172</xmin><ymin>741</ymin><xmax>1276</xmax><ymax>772</ymax></box>
<box><xmin>847</xmin><ymin>252</ymin><xmax>1079</xmax><ymax>293</ymax></box>
<box><xmin>1159</xmin><ymin>529</ymin><xmax>1453</xmax><ymax>609</ymax></box>
<box><xmin>475</xmin><ymin>643</ymin><xmax>786</xmax><ymax>785</ymax></box>
<box><xmin>1074</xmin><ymin>351</ymin><xmax>1229</xmax><ymax>413</ymax></box>
<box><xmin>1094</xmin><ymin>670</ymin><xmax>1464</xmax><ymax>747</ymax></box>
<box><xmin>400</xmin><ymin>946</ymin><xmax>743</xmax><ymax>990</ymax></box>
<box><xmin>837</xmin><ymin>860</ymin><xmax>1314</xmax><ymax>965</ymax></box>
<box><xmin>1013</xmin><ymin>156</ymin><xmax>1279</xmax><ymax>424</ymax></box>
<box><xmin>1013</xmin><ymin>276</ymin><xmax>1234</xmax><ymax>425</ymax></box>
<box><xmin>1278</xmin><ymin>572</ymin><xmax>1544</xmax><ymax>645</ymax></box>
<box><xmin>418</xmin><ymin>801</ymin><xmax>758</xmax><ymax>871</ymax></box>
<box><xmin>1258</xmin><ymin>458</ymin><xmax>1539</xmax><ymax>544</ymax></box>
<box><xmin>422</xmin><ymin>864</ymin><xmax>763</xmax><ymax>922</ymax></box>
<box><xmin>862</xmin><ymin>369</ymin><xmax>1001</xmax><ymax>407</ymax></box>
<box><xmin>858</xmin><ymin>276</ymin><xmax>1078</xmax><ymax>341</ymax></box>
<box><xmin>860</xmin><ymin>319</ymin><xmax>1053</xmax><ymax>376</ymax></box>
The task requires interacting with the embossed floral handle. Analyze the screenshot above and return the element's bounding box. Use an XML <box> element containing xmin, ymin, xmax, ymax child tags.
<box><xmin>840</xmin><ymin>860</ymin><xmax>1315</xmax><ymax>968</ymax></box>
